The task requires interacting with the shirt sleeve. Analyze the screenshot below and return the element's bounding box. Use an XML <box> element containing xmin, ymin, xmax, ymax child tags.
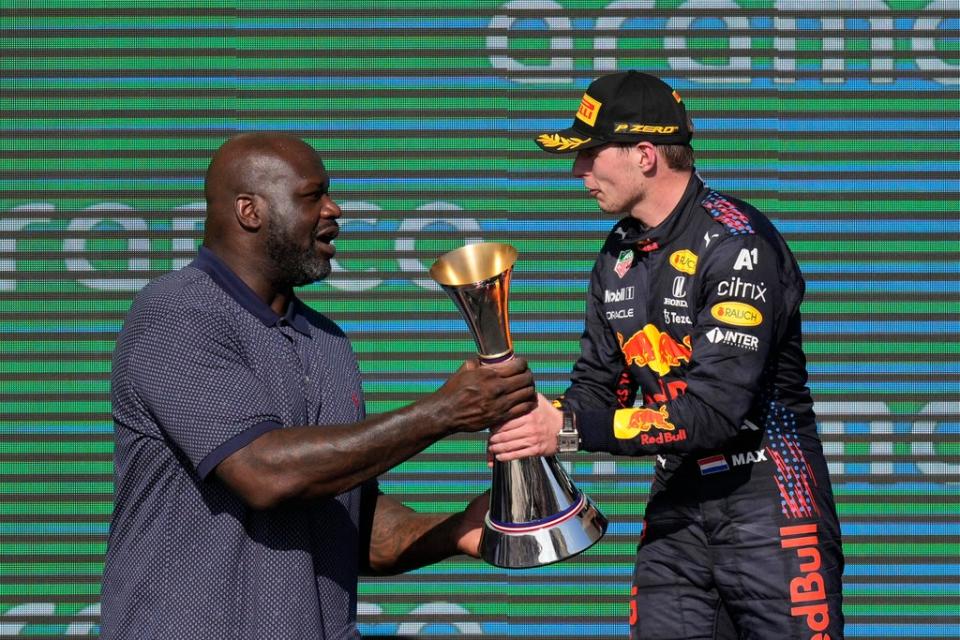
<box><xmin>560</xmin><ymin>257</ymin><xmax>625</xmax><ymax>411</ymax></box>
<box><xmin>124</xmin><ymin>300</ymin><xmax>284</xmax><ymax>478</ymax></box>
<box><xmin>578</xmin><ymin>232</ymin><xmax>792</xmax><ymax>455</ymax></box>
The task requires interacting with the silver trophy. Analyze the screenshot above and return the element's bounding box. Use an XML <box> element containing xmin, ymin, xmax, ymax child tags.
<box><xmin>430</xmin><ymin>242</ymin><xmax>607</xmax><ymax>568</ymax></box>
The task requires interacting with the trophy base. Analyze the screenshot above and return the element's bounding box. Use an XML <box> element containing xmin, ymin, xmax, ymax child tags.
<box><xmin>479</xmin><ymin>494</ymin><xmax>608</xmax><ymax>569</ymax></box>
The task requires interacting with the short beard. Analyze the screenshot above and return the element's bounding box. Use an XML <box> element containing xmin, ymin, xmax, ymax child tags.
<box><xmin>264</xmin><ymin>217</ymin><xmax>331</xmax><ymax>288</ymax></box>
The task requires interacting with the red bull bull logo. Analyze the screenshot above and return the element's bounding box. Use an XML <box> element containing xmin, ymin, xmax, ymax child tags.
<box><xmin>614</xmin><ymin>405</ymin><xmax>676</xmax><ymax>439</ymax></box>
<box><xmin>617</xmin><ymin>325</ymin><xmax>692</xmax><ymax>376</ymax></box>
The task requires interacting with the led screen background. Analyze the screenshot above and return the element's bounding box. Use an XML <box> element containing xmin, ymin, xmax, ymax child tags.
<box><xmin>1</xmin><ymin>1</ymin><xmax>957</xmax><ymax>637</ymax></box>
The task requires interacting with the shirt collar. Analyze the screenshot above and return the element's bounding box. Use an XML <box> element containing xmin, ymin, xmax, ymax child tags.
<box><xmin>190</xmin><ymin>246</ymin><xmax>313</xmax><ymax>337</ymax></box>
<box><xmin>612</xmin><ymin>172</ymin><xmax>705</xmax><ymax>252</ymax></box>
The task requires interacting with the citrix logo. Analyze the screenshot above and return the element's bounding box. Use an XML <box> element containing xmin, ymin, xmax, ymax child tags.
<box><xmin>716</xmin><ymin>276</ymin><xmax>766</xmax><ymax>302</ymax></box>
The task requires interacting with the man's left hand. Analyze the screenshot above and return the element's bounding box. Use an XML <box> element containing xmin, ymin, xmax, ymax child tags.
<box><xmin>487</xmin><ymin>392</ymin><xmax>562</xmax><ymax>461</ymax></box>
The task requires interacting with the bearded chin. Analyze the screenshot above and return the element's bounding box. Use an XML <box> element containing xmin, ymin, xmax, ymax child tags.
<box><xmin>286</xmin><ymin>253</ymin><xmax>330</xmax><ymax>287</ymax></box>
<box><xmin>265</xmin><ymin>227</ymin><xmax>331</xmax><ymax>288</ymax></box>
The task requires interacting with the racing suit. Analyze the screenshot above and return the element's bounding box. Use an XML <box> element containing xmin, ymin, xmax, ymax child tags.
<box><xmin>560</xmin><ymin>174</ymin><xmax>844</xmax><ymax>639</ymax></box>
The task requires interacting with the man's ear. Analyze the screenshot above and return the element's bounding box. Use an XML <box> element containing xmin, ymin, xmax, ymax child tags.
<box><xmin>235</xmin><ymin>193</ymin><xmax>262</xmax><ymax>231</ymax></box>
<box><xmin>636</xmin><ymin>142</ymin><xmax>658</xmax><ymax>172</ymax></box>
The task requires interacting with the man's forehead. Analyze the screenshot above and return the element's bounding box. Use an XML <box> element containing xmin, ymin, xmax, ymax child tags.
<box><xmin>289</xmin><ymin>154</ymin><xmax>328</xmax><ymax>186</ymax></box>
<box><xmin>256</xmin><ymin>144</ymin><xmax>326</xmax><ymax>182</ymax></box>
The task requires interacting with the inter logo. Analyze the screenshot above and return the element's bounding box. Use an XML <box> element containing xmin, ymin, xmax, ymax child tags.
<box><xmin>706</xmin><ymin>326</ymin><xmax>759</xmax><ymax>350</ymax></box>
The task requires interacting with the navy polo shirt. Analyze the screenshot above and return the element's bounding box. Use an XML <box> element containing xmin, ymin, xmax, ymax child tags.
<box><xmin>101</xmin><ymin>247</ymin><xmax>372</xmax><ymax>639</ymax></box>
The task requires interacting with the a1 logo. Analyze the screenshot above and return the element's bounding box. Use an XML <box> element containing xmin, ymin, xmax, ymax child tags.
<box><xmin>733</xmin><ymin>247</ymin><xmax>758</xmax><ymax>271</ymax></box>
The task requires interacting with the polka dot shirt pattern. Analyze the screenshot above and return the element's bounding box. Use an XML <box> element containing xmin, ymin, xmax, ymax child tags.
<box><xmin>101</xmin><ymin>248</ymin><xmax>370</xmax><ymax>640</ymax></box>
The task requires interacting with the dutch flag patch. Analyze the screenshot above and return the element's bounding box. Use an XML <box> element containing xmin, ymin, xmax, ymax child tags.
<box><xmin>697</xmin><ymin>454</ymin><xmax>729</xmax><ymax>475</ymax></box>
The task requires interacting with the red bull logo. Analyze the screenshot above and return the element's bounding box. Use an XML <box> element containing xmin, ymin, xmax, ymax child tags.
<box><xmin>617</xmin><ymin>325</ymin><xmax>692</xmax><ymax>376</ymax></box>
<box><xmin>644</xmin><ymin>378</ymin><xmax>687</xmax><ymax>404</ymax></box>
<box><xmin>640</xmin><ymin>429</ymin><xmax>687</xmax><ymax>446</ymax></box>
<box><xmin>614</xmin><ymin>406</ymin><xmax>675</xmax><ymax>439</ymax></box>
<box><xmin>780</xmin><ymin>523</ymin><xmax>833</xmax><ymax>639</ymax></box>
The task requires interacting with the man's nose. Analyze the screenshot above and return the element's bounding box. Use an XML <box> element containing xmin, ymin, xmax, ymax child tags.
<box><xmin>572</xmin><ymin>152</ymin><xmax>591</xmax><ymax>177</ymax></box>
<box><xmin>322</xmin><ymin>195</ymin><xmax>342</xmax><ymax>218</ymax></box>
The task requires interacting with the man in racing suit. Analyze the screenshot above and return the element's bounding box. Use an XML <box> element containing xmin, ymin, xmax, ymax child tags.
<box><xmin>489</xmin><ymin>71</ymin><xmax>844</xmax><ymax>639</ymax></box>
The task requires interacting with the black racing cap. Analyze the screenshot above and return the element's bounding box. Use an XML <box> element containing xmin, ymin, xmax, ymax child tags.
<box><xmin>535</xmin><ymin>71</ymin><xmax>693</xmax><ymax>154</ymax></box>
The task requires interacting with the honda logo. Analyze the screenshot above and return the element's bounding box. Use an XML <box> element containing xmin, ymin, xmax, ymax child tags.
<box><xmin>672</xmin><ymin>276</ymin><xmax>687</xmax><ymax>298</ymax></box>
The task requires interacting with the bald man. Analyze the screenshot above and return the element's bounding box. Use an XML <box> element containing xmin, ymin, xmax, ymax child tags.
<box><xmin>100</xmin><ymin>133</ymin><xmax>536</xmax><ymax>639</ymax></box>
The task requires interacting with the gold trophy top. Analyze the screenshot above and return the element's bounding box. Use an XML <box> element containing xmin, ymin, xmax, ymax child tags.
<box><xmin>429</xmin><ymin>242</ymin><xmax>518</xmax><ymax>287</ymax></box>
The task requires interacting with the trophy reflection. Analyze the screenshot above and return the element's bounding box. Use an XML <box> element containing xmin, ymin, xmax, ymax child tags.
<box><xmin>430</xmin><ymin>242</ymin><xmax>607</xmax><ymax>569</ymax></box>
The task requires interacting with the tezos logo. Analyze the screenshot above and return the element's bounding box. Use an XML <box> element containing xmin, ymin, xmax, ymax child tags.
<box><xmin>663</xmin><ymin>310</ymin><xmax>692</xmax><ymax>325</ymax></box>
<box><xmin>711</xmin><ymin>302</ymin><xmax>763</xmax><ymax>327</ymax></box>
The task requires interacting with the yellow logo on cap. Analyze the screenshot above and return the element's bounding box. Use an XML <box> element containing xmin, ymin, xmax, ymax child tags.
<box><xmin>576</xmin><ymin>93</ymin><xmax>601</xmax><ymax>127</ymax></box>
<box><xmin>614</xmin><ymin>123</ymin><xmax>680</xmax><ymax>135</ymax></box>
<box><xmin>537</xmin><ymin>133</ymin><xmax>592</xmax><ymax>151</ymax></box>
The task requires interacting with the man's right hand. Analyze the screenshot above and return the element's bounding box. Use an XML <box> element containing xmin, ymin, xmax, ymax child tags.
<box><xmin>425</xmin><ymin>358</ymin><xmax>536</xmax><ymax>434</ymax></box>
<box><xmin>216</xmin><ymin>358</ymin><xmax>534</xmax><ymax>509</ymax></box>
